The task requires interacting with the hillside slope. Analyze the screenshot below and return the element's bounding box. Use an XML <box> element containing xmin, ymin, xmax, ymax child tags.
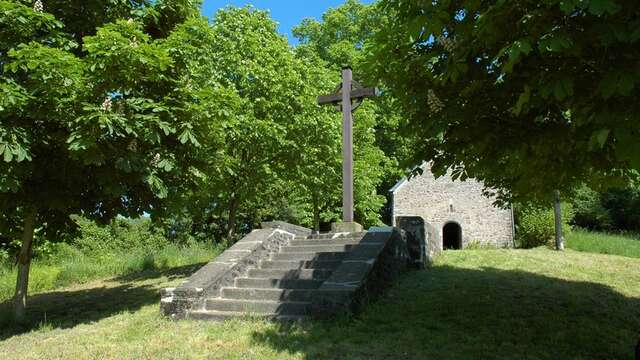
<box><xmin>0</xmin><ymin>249</ymin><xmax>638</xmax><ymax>359</ymax></box>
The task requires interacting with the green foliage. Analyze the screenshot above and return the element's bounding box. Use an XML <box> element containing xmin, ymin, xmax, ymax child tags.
<box><xmin>368</xmin><ymin>0</ymin><xmax>640</xmax><ymax>205</ymax></box>
<box><xmin>293</xmin><ymin>0</ymin><xmax>379</xmax><ymax>68</ymax></box>
<box><xmin>70</xmin><ymin>216</ymin><xmax>169</xmax><ymax>256</ymax></box>
<box><xmin>570</xmin><ymin>183</ymin><xmax>640</xmax><ymax>232</ymax></box>
<box><xmin>570</xmin><ymin>185</ymin><xmax>614</xmax><ymax>230</ymax></box>
<box><xmin>0</xmin><ymin>0</ymin><xmax>231</xmax><ymax>315</ymax></box>
<box><xmin>293</xmin><ymin>0</ymin><xmax>404</xmax><ymax>226</ymax></box>
<box><xmin>0</xmin><ymin>216</ymin><xmax>219</xmax><ymax>303</ymax></box>
<box><xmin>516</xmin><ymin>204</ymin><xmax>574</xmax><ymax>248</ymax></box>
<box><xmin>0</xmin><ymin>241</ymin><xmax>216</xmax><ymax>302</ymax></box>
<box><xmin>566</xmin><ymin>229</ymin><xmax>640</xmax><ymax>259</ymax></box>
<box><xmin>0</xmin><ymin>0</ymin><xmax>227</xmax><ymax>241</ymax></box>
<box><xmin>600</xmin><ymin>186</ymin><xmax>640</xmax><ymax>231</ymax></box>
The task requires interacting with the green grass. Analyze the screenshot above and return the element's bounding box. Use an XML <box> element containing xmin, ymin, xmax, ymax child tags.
<box><xmin>566</xmin><ymin>229</ymin><xmax>640</xmax><ymax>258</ymax></box>
<box><xmin>0</xmin><ymin>242</ymin><xmax>219</xmax><ymax>303</ymax></box>
<box><xmin>0</xmin><ymin>248</ymin><xmax>638</xmax><ymax>359</ymax></box>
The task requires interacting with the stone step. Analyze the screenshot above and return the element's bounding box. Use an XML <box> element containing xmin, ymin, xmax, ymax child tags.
<box><xmin>205</xmin><ymin>299</ymin><xmax>310</xmax><ymax>315</ymax></box>
<box><xmin>289</xmin><ymin>238</ymin><xmax>362</xmax><ymax>246</ymax></box>
<box><xmin>221</xmin><ymin>288</ymin><xmax>315</xmax><ymax>302</ymax></box>
<box><xmin>259</xmin><ymin>260</ymin><xmax>342</xmax><ymax>270</ymax></box>
<box><xmin>235</xmin><ymin>277</ymin><xmax>322</xmax><ymax>289</ymax></box>
<box><xmin>271</xmin><ymin>251</ymin><xmax>346</xmax><ymax>261</ymax></box>
<box><xmin>280</xmin><ymin>244</ymin><xmax>355</xmax><ymax>253</ymax></box>
<box><xmin>296</xmin><ymin>232</ymin><xmax>367</xmax><ymax>240</ymax></box>
<box><xmin>248</xmin><ymin>268</ymin><xmax>332</xmax><ymax>280</ymax></box>
<box><xmin>189</xmin><ymin>310</ymin><xmax>306</xmax><ymax>322</ymax></box>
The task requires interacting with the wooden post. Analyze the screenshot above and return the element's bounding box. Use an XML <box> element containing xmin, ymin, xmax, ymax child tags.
<box><xmin>341</xmin><ymin>66</ymin><xmax>354</xmax><ymax>223</ymax></box>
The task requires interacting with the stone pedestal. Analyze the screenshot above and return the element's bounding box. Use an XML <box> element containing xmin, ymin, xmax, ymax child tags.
<box><xmin>331</xmin><ymin>221</ymin><xmax>363</xmax><ymax>233</ymax></box>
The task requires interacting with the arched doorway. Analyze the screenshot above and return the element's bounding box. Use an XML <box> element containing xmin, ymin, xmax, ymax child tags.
<box><xmin>442</xmin><ymin>222</ymin><xmax>462</xmax><ymax>250</ymax></box>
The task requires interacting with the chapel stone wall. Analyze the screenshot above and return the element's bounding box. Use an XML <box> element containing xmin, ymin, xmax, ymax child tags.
<box><xmin>392</xmin><ymin>167</ymin><xmax>514</xmax><ymax>254</ymax></box>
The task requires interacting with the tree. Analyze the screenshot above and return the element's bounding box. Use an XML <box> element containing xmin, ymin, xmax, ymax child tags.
<box><xmin>0</xmin><ymin>0</ymin><xmax>228</xmax><ymax>320</ymax></box>
<box><xmin>286</xmin><ymin>52</ymin><xmax>343</xmax><ymax>231</ymax></box>
<box><xmin>293</xmin><ymin>0</ymin><xmax>399</xmax><ymax>226</ymax></box>
<box><xmin>162</xmin><ymin>7</ymin><xmax>317</xmax><ymax>242</ymax></box>
<box><xmin>367</xmin><ymin>0</ymin><xmax>640</xmax><ymax>207</ymax></box>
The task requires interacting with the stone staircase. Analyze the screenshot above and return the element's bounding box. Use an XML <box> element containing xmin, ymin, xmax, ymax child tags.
<box><xmin>189</xmin><ymin>232</ymin><xmax>366</xmax><ymax>321</ymax></box>
<box><xmin>161</xmin><ymin>222</ymin><xmax>412</xmax><ymax>321</ymax></box>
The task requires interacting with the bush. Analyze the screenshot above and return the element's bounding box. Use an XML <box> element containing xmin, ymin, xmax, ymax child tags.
<box><xmin>71</xmin><ymin>216</ymin><xmax>169</xmax><ymax>256</ymax></box>
<box><xmin>601</xmin><ymin>187</ymin><xmax>640</xmax><ymax>232</ymax></box>
<box><xmin>571</xmin><ymin>185</ymin><xmax>613</xmax><ymax>231</ymax></box>
<box><xmin>517</xmin><ymin>203</ymin><xmax>574</xmax><ymax>248</ymax></box>
<box><xmin>569</xmin><ymin>183</ymin><xmax>640</xmax><ymax>232</ymax></box>
<box><xmin>0</xmin><ymin>248</ymin><xmax>9</xmax><ymax>266</ymax></box>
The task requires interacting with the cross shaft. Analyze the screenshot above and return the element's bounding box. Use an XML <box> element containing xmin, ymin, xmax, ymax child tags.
<box><xmin>317</xmin><ymin>66</ymin><xmax>379</xmax><ymax>224</ymax></box>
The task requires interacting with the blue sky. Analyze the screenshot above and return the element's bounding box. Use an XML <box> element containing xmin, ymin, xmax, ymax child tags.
<box><xmin>201</xmin><ymin>0</ymin><xmax>373</xmax><ymax>44</ymax></box>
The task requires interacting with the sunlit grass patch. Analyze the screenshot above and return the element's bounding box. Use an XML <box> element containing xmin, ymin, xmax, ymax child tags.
<box><xmin>566</xmin><ymin>229</ymin><xmax>640</xmax><ymax>258</ymax></box>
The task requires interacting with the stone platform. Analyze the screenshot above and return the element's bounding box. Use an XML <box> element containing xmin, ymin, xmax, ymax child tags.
<box><xmin>160</xmin><ymin>222</ymin><xmax>411</xmax><ymax>320</ymax></box>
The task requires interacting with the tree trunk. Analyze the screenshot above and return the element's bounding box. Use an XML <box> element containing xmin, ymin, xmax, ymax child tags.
<box><xmin>226</xmin><ymin>193</ymin><xmax>238</xmax><ymax>243</ymax></box>
<box><xmin>554</xmin><ymin>190</ymin><xmax>565</xmax><ymax>251</ymax></box>
<box><xmin>14</xmin><ymin>209</ymin><xmax>37</xmax><ymax>323</ymax></box>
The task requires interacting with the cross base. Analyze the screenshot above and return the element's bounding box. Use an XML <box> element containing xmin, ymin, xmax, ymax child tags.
<box><xmin>330</xmin><ymin>221</ymin><xmax>363</xmax><ymax>233</ymax></box>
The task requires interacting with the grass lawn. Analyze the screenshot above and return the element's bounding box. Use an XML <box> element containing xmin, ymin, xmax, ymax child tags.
<box><xmin>0</xmin><ymin>243</ymin><xmax>217</xmax><ymax>303</ymax></box>
<box><xmin>566</xmin><ymin>229</ymin><xmax>640</xmax><ymax>259</ymax></box>
<box><xmin>0</xmin><ymin>248</ymin><xmax>638</xmax><ymax>359</ymax></box>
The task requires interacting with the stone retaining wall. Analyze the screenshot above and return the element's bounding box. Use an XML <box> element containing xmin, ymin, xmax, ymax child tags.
<box><xmin>310</xmin><ymin>227</ymin><xmax>410</xmax><ymax>319</ymax></box>
<box><xmin>160</xmin><ymin>228</ymin><xmax>296</xmax><ymax>319</ymax></box>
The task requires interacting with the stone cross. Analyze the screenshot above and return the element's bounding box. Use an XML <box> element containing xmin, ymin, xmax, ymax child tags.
<box><xmin>317</xmin><ymin>66</ymin><xmax>379</xmax><ymax>223</ymax></box>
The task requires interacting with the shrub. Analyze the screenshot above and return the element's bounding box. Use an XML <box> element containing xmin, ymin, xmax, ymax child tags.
<box><xmin>601</xmin><ymin>186</ymin><xmax>640</xmax><ymax>232</ymax></box>
<box><xmin>517</xmin><ymin>203</ymin><xmax>574</xmax><ymax>248</ymax></box>
<box><xmin>71</xmin><ymin>216</ymin><xmax>169</xmax><ymax>256</ymax></box>
<box><xmin>571</xmin><ymin>185</ymin><xmax>613</xmax><ymax>231</ymax></box>
<box><xmin>0</xmin><ymin>248</ymin><xmax>9</xmax><ymax>266</ymax></box>
<box><xmin>569</xmin><ymin>183</ymin><xmax>640</xmax><ymax>232</ymax></box>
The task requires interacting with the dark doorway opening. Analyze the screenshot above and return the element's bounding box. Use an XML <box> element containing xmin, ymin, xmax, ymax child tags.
<box><xmin>443</xmin><ymin>222</ymin><xmax>462</xmax><ymax>250</ymax></box>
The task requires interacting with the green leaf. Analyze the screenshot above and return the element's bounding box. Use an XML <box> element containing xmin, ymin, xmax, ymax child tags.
<box><xmin>513</xmin><ymin>85</ymin><xmax>531</xmax><ymax>115</ymax></box>
<box><xmin>592</xmin><ymin>129</ymin><xmax>610</xmax><ymax>148</ymax></box>
<box><xmin>178</xmin><ymin>130</ymin><xmax>191</xmax><ymax>144</ymax></box>
<box><xmin>146</xmin><ymin>174</ymin><xmax>168</xmax><ymax>198</ymax></box>
<box><xmin>14</xmin><ymin>147</ymin><xmax>28</xmax><ymax>162</ymax></box>
<box><xmin>3</xmin><ymin>148</ymin><xmax>13</xmax><ymax>162</ymax></box>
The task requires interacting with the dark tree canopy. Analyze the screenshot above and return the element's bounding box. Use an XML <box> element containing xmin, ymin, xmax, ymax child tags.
<box><xmin>367</xmin><ymin>0</ymin><xmax>640</xmax><ymax>204</ymax></box>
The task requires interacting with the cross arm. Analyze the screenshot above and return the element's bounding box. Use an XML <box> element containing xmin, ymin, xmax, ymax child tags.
<box><xmin>317</xmin><ymin>87</ymin><xmax>380</xmax><ymax>105</ymax></box>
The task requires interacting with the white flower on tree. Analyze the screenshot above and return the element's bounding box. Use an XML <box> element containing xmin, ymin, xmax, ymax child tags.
<box><xmin>33</xmin><ymin>0</ymin><xmax>43</xmax><ymax>13</ymax></box>
<box><xmin>101</xmin><ymin>97</ymin><xmax>112</xmax><ymax>112</ymax></box>
<box><xmin>151</xmin><ymin>153</ymin><xmax>161</xmax><ymax>166</ymax></box>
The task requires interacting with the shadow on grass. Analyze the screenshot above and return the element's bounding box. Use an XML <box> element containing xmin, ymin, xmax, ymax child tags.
<box><xmin>0</xmin><ymin>262</ymin><xmax>205</xmax><ymax>340</ymax></box>
<box><xmin>251</xmin><ymin>266</ymin><xmax>640</xmax><ymax>359</ymax></box>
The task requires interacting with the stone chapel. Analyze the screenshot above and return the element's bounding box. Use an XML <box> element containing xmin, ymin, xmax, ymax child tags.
<box><xmin>390</xmin><ymin>164</ymin><xmax>514</xmax><ymax>261</ymax></box>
